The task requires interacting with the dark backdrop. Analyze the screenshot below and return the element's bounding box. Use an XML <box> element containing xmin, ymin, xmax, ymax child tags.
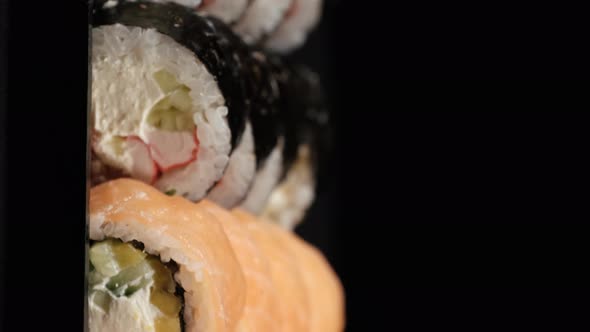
<box><xmin>1</xmin><ymin>1</ymin><xmax>589</xmax><ymax>331</ymax></box>
<box><xmin>291</xmin><ymin>1</ymin><xmax>589</xmax><ymax>331</ymax></box>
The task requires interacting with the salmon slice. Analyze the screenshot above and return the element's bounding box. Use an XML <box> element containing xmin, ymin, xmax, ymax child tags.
<box><xmin>273</xmin><ymin>227</ymin><xmax>346</xmax><ymax>332</ymax></box>
<box><xmin>198</xmin><ymin>201</ymin><xmax>281</xmax><ymax>332</ymax></box>
<box><xmin>89</xmin><ymin>179</ymin><xmax>246</xmax><ymax>332</ymax></box>
<box><xmin>232</xmin><ymin>209</ymin><xmax>310</xmax><ymax>332</ymax></box>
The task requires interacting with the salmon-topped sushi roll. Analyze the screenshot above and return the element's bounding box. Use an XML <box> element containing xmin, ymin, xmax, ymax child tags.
<box><xmin>272</xmin><ymin>223</ymin><xmax>346</xmax><ymax>332</ymax></box>
<box><xmin>88</xmin><ymin>179</ymin><xmax>246</xmax><ymax>332</ymax></box>
<box><xmin>199</xmin><ymin>201</ymin><xmax>282</xmax><ymax>332</ymax></box>
<box><xmin>232</xmin><ymin>210</ymin><xmax>310</xmax><ymax>332</ymax></box>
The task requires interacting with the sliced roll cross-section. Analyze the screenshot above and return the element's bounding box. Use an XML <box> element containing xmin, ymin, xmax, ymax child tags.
<box><xmin>233</xmin><ymin>0</ymin><xmax>293</xmax><ymax>45</ymax></box>
<box><xmin>89</xmin><ymin>179</ymin><xmax>246</xmax><ymax>332</ymax></box>
<box><xmin>238</xmin><ymin>50</ymin><xmax>286</xmax><ymax>214</ymax></box>
<box><xmin>88</xmin><ymin>239</ymin><xmax>185</xmax><ymax>332</ymax></box>
<box><xmin>265</xmin><ymin>0</ymin><xmax>324</xmax><ymax>53</ymax></box>
<box><xmin>262</xmin><ymin>61</ymin><xmax>328</xmax><ymax>229</ymax></box>
<box><xmin>91</xmin><ymin>1</ymin><xmax>249</xmax><ymax>201</ymax></box>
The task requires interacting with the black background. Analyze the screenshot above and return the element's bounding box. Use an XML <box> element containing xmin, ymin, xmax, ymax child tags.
<box><xmin>292</xmin><ymin>1</ymin><xmax>590</xmax><ymax>331</ymax></box>
<box><xmin>2</xmin><ymin>0</ymin><xmax>590</xmax><ymax>331</ymax></box>
<box><xmin>1</xmin><ymin>1</ymin><xmax>90</xmax><ymax>331</ymax></box>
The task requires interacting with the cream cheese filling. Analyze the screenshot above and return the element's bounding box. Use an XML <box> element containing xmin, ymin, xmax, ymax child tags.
<box><xmin>89</xmin><ymin>283</ymin><xmax>161</xmax><ymax>332</ymax></box>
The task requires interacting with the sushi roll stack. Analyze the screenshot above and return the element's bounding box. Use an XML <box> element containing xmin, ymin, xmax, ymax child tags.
<box><xmin>88</xmin><ymin>2</ymin><xmax>343</xmax><ymax>331</ymax></box>
<box><xmin>91</xmin><ymin>0</ymin><xmax>328</xmax><ymax>226</ymax></box>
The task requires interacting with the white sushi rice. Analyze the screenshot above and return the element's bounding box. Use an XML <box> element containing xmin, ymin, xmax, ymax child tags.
<box><xmin>240</xmin><ymin>138</ymin><xmax>284</xmax><ymax>213</ymax></box>
<box><xmin>265</xmin><ymin>0</ymin><xmax>323</xmax><ymax>53</ymax></box>
<box><xmin>92</xmin><ymin>24</ymin><xmax>231</xmax><ymax>201</ymax></box>
<box><xmin>198</xmin><ymin>0</ymin><xmax>249</xmax><ymax>24</ymax></box>
<box><xmin>207</xmin><ymin>121</ymin><xmax>256</xmax><ymax>208</ymax></box>
<box><xmin>262</xmin><ymin>144</ymin><xmax>315</xmax><ymax>230</ymax></box>
<box><xmin>233</xmin><ymin>0</ymin><xmax>293</xmax><ymax>44</ymax></box>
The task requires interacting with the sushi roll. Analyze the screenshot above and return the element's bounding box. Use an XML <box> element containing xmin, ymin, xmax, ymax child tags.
<box><xmin>91</xmin><ymin>1</ymin><xmax>251</xmax><ymax>202</ymax></box>
<box><xmin>272</xmin><ymin>221</ymin><xmax>346</xmax><ymax>332</ymax></box>
<box><xmin>203</xmin><ymin>17</ymin><xmax>257</xmax><ymax>209</ymax></box>
<box><xmin>239</xmin><ymin>50</ymin><xmax>286</xmax><ymax>214</ymax></box>
<box><xmin>262</xmin><ymin>63</ymin><xmax>328</xmax><ymax>229</ymax></box>
<box><xmin>233</xmin><ymin>210</ymin><xmax>310</xmax><ymax>332</ymax></box>
<box><xmin>265</xmin><ymin>0</ymin><xmax>323</xmax><ymax>53</ymax></box>
<box><xmin>88</xmin><ymin>179</ymin><xmax>246</xmax><ymax>332</ymax></box>
<box><xmin>233</xmin><ymin>0</ymin><xmax>293</xmax><ymax>45</ymax></box>
<box><xmin>200</xmin><ymin>201</ymin><xmax>282</xmax><ymax>331</ymax></box>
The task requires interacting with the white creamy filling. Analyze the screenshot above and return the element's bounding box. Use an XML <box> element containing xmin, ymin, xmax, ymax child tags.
<box><xmin>89</xmin><ymin>286</ymin><xmax>160</xmax><ymax>332</ymax></box>
<box><xmin>92</xmin><ymin>25</ymin><xmax>231</xmax><ymax>199</ymax></box>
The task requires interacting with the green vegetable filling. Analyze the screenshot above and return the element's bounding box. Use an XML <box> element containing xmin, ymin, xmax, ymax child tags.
<box><xmin>88</xmin><ymin>239</ymin><xmax>182</xmax><ymax>332</ymax></box>
<box><xmin>148</xmin><ymin>70</ymin><xmax>196</xmax><ymax>132</ymax></box>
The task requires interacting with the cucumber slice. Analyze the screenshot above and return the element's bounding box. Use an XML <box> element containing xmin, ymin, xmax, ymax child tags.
<box><xmin>150</xmin><ymin>290</ymin><xmax>182</xmax><ymax>316</ymax></box>
<box><xmin>154</xmin><ymin>70</ymin><xmax>181</xmax><ymax>93</ymax></box>
<box><xmin>111</xmin><ymin>240</ymin><xmax>147</xmax><ymax>270</ymax></box>
<box><xmin>169</xmin><ymin>88</ymin><xmax>192</xmax><ymax>111</ymax></box>
<box><xmin>107</xmin><ymin>260</ymin><xmax>154</xmax><ymax>297</ymax></box>
<box><xmin>89</xmin><ymin>241</ymin><xmax>120</xmax><ymax>277</ymax></box>
<box><xmin>161</xmin><ymin>111</ymin><xmax>177</xmax><ymax>131</ymax></box>
<box><xmin>148</xmin><ymin>104</ymin><xmax>195</xmax><ymax>131</ymax></box>
<box><xmin>148</xmin><ymin>258</ymin><xmax>176</xmax><ymax>293</ymax></box>
<box><xmin>149</xmin><ymin>70</ymin><xmax>195</xmax><ymax>132</ymax></box>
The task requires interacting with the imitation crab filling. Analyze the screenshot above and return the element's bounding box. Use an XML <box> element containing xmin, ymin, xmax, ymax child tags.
<box><xmin>88</xmin><ymin>239</ymin><xmax>184</xmax><ymax>332</ymax></box>
<box><xmin>92</xmin><ymin>25</ymin><xmax>231</xmax><ymax>201</ymax></box>
<box><xmin>98</xmin><ymin>70</ymin><xmax>198</xmax><ymax>184</ymax></box>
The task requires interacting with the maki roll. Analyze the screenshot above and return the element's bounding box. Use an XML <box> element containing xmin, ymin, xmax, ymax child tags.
<box><xmin>239</xmin><ymin>50</ymin><xmax>286</xmax><ymax>214</ymax></box>
<box><xmin>91</xmin><ymin>1</ymin><xmax>251</xmax><ymax>201</ymax></box>
<box><xmin>203</xmin><ymin>18</ymin><xmax>257</xmax><ymax>209</ymax></box>
<box><xmin>265</xmin><ymin>0</ymin><xmax>323</xmax><ymax>53</ymax></box>
<box><xmin>262</xmin><ymin>63</ymin><xmax>328</xmax><ymax>229</ymax></box>
<box><xmin>89</xmin><ymin>179</ymin><xmax>246</xmax><ymax>332</ymax></box>
<box><xmin>233</xmin><ymin>0</ymin><xmax>293</xmax><ymax>44</ymax></box>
